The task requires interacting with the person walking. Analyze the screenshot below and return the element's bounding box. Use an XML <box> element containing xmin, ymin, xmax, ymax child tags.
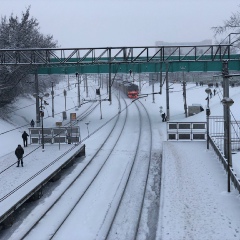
<box><xmin>22</xmin><ymin>131</ymin><xmax>29</xmax><ymax>147</ymax></box>
<box><xmin>15</xmin><ymin>144</ymin><xmax>24</xmax><ymax>167</ymax></box>
<box><xmin>30</xmin><ymin>119</ymin><xmax>35</xmax><ymax>127</ymax></box>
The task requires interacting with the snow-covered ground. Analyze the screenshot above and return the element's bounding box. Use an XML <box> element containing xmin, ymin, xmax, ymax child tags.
<box><xmin>0</xmin><ymin>75</ymin><xmax>240</xmax><ymax>239</ymax></box>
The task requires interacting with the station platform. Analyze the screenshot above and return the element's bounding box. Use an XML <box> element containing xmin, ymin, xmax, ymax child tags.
<box><xmin>0</xmin><ymin>143</ymin><xmax>85</xmax><ymax>228</ymax></box>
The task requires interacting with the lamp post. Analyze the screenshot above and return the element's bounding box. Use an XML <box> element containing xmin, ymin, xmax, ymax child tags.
<box><xmin>205</xmin><ymin>88</ymin><xmax>212</xmax><ymax>149</ymax></box>
<box><xmin>221</xmin><ymin>97</ymin><xmax>234</xmax><ymax>192</ymax></box>
<box><xmin>38</xmin><ymin>92</ymin><xmax>49</xmax><ymax>151</ymax></box>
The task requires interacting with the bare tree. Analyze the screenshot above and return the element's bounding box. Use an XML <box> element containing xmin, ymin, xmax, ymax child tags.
<box><xmin>212</xmin><ymin>10</ymin><xmax>240</xmax><ymax>36</ymax></box>
<box><xmin>212</xmin><ymin>7</ymin><xmax>240</xmax><ymax>54</ymax></box>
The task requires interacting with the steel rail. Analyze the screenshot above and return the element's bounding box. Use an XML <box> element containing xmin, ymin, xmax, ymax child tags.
<box><xmin>18</xmin><ymin>93</ymin><xmax>125</xmax><ymax>239</ymax></box>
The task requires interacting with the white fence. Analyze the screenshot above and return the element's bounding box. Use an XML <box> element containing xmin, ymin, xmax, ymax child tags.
<box><xmin>167</xmin><ymin>122</ymin><xmax>206</xmax><ymax>141</ymax></box>
<box><xmin>29</xmin><ymin>126</ymin><xmax>80</xmax><ymax>144</ymax></box>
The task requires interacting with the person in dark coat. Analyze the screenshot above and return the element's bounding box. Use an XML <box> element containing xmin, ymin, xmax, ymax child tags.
<box><xmin>15</xmin><ymin>144</ymin><xmax>24</xmax><ymax>167</ymax></box>
<box><xmin>30</xmin><ymin>119</ymin><xmax>35</xmax><ymax>127</ymax></box>
<box><xmin>22</xmin><ymin>131</ymin><xmax>29</xmax><ymax>147</ymax></box>
<box><xmin>161</xmin><ymin>113</ymin><xmax>166</xmax><ymax>122</ymax></box>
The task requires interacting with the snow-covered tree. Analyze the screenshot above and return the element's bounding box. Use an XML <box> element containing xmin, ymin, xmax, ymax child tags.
<box><xmin>0</xmin><ymin>6</ymin><xmax>58</xmax><ymax>107</ymax></box>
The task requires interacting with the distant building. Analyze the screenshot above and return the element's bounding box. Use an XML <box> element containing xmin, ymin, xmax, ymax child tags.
<box><xmin>155</xmin><ymin>39</ymin><xmax>212</xmax><ymax>55</ymax></box>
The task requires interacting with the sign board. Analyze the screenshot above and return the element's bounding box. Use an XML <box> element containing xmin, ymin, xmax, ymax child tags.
<box><xmin>70</xmin><ymin>113</ymin><xmax>76</xmax><ymax>121</ymax></box>
<box><xmin>56</xmin><ymin>122</ymin><xmax>62</xmax><ymax>126</ymax></box>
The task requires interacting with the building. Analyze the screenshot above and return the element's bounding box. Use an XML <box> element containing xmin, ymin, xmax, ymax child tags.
<box><xmin>155</xmin><ymin>39</ymin><xmax>212</xmax><ymax>55</ymax></box>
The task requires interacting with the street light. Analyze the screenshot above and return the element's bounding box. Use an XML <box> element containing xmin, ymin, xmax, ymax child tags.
<box><xmin>221</xmin><ymin>97</ymin><xmax>234</xmax><ymax>192</ymax></box>
<box><xmin>205</xmin><ymin>88</ymin><xmax>212</xmax><ymax>149</ymax></box>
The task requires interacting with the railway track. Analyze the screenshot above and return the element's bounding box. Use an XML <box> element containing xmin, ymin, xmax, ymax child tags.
<box><xmin>10</xmin><ymin>93</ymin><xmax>124</xmax><ymax>239</ymax></box>
<box><xmin>104</xmin><ymin>99</ymin><xmax>153</xmax><ymax>240</ymax></box>
<box><xmin>2</xmin><ymin>92</ymin><xmax>158</xmax><ymax>240</ymax></box>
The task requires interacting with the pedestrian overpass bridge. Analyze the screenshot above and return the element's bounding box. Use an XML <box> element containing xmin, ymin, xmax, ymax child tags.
<box><xmin>1</xmin><ymin>44</ymin><xmax>240</xmax><ymax>74</ymax></box>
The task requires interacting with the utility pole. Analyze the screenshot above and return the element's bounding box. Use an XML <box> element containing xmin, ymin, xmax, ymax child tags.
<box><xmin>76</xmin><ymin>72</ymin><xmax>81</xmax><ymax>107</ymax></box>
<box><xmin>160</xmin><ymin>63</ymin><xmax>163</xmax><ymax>94</ymax></box>
<box><xmin>183</xmin><ymin>81</ymin><xmax>187</xmax><ymax>117</ymax></box>
<box><xmin>51</xmin><ymin>81</ymin><xmax>54</xmax><ymax>117</ymax></box>
<box><xmin>152</xmin><ymin>75</ymin><xmax>155</xmax><ymax>103</ymax></box>
<box><xmin>83</xmin><ymin>74</ymin><xmax>86</xmax><ymax>91</ymax></box>
<box><xmin>222</xmin><ymin>60</ymin><xmax>230</xmax><ymax>161</ymax></box>
<box><xmin>139</xmin><ymin>73</ymin><xmax>141</xmax><ymax>93</ymax></box>
<box><xmin>86</xmin><ymin>75</ymin><xmax>89</xmax><ymax>97</ymax></box>
<box><xmin>109</xmin><ymin>63</ymin><xmax>112</xmax><ymax>103</ymax></box>
<box><xmin>181</xmin><ymin>67</ymin><xmax>188</xmax><ymax>117</ymax></box>
<box><xmin>166</xmin><ymin>62</ymin><xmax>170</xmax><ymax>121</ymax></box>
<box><xmin>63</xmin><ymin>89</ymin><xmax>67</xmax><ymax>112</ymax></box>
<box><xmin>35</xmin><ymin>72</ymin><xmax>40</xmax><ymax>127</ymax></box>
<box><xmin>68</xmin><ymin>75</ymin><xmax>70</xmax><ymax>90</ymax></box>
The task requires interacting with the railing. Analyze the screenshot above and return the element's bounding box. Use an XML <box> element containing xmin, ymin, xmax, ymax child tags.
<box><xmin>209</xmin><ymin>137</ymin><xmax>240</xmax><ymax>193</ymax></box>
<box><xmin>167</xmin><ymin>120</ymin><xmax>240</xmax><ymax>193</ymax></box>
<box><xmin>167</xmin><ymin>122</ymin><xmax>206</xmax><ymax>141</ymax></box>
<box><xmin>209</xmin><ymin>116</ymin><xmax>240</xmax><ymax>151</ymax></box>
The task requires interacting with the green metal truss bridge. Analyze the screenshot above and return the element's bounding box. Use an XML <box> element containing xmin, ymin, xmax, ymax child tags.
<box><xmin>0</xmin><ymin>43</ymin><xmax>240</xmax><ymax>74</ymax></box>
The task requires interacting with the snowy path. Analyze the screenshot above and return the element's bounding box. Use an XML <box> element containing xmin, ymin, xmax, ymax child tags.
<box><xmin>158</xmin><ymin>141</ymin><xmax>240</xmax><ymax>240</ymax></box>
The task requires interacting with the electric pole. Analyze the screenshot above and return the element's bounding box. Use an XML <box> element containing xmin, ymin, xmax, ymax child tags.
<box><xmin>222</xmin><ymin>60</ymin><xmax>230</xmax><ymax>161</ymax></box>
<box><xmin>86</xmin><ymin>75</ymin><xmax>89</xmax><ymax>97</ymax></box>
<box><xmin>181</xmin><ymin>67</ymin><xmax>188</xmax><ymax>117</ymax></box>
<box><xmin>166</xmin><ymin>62</ymin><xmax>170</xmax><ymax>121</ymax></box>
<box><xmin>35</xmin><ymin>71</ymin><xmax>40</xmax><ymax>127</ymax></box>
<box><xmin>51</xmin><ymin>81</ymin><xmax>54</xmax><ymax>117</ymax></box>
<box><xmin>160</xmin><ymin>62</ymin><xmax>163</xmax><ymax>94</ymax></box>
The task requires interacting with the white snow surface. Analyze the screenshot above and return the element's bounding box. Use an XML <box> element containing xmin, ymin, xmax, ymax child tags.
<box><xmin>0</xmin><ymin>76</ymin><xmax>240</xmax><ymax>239</ymax></box>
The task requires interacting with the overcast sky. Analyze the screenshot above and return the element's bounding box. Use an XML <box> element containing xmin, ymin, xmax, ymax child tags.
<box><xmin>1</xmin><ymin>0</ymin><xmax>240</xmax><ymax>48</ymax></box>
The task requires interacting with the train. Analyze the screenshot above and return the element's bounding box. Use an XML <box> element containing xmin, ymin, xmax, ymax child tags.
<box><xmin>113</xmin><ymin>80</ymin><xmax>139</xmax><ymax>99</ymax></box>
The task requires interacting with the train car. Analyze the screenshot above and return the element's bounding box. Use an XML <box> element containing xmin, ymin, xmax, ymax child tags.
<box><xmin>113</xmin><ymin>80</ymin><xmax>139</xmax><ymax>99</ymax></box>
<box><xmin>126</xmin><ymin>83</ymin><xmax>139</xmax><ymax>99</ymax></box>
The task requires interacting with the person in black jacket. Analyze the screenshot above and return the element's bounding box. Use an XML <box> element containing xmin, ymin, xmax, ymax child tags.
<box><xmin>15</xmin><ymin>144</ymin><xmax>24</xmax><ymax>167</ymax></box>
<box><xmin>161</xmin><ymin>112</ymin><xmax>166</xmax><ymax>122</ymax></box>
<box><xmin>22</xmin><ymin>131</ymin><xmax>29</xmax><ymax>147</ymax></box>
<box><xmin>30</xmin><ymin>119</ymin><xmax>35</xmax><ymax>127</ymax></box>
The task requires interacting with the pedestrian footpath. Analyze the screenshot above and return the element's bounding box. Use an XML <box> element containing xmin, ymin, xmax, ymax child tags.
<box><xmin>158</xmin><ymin>141</ymin><xmax>240</xmax><ymax>239</ymax></box>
